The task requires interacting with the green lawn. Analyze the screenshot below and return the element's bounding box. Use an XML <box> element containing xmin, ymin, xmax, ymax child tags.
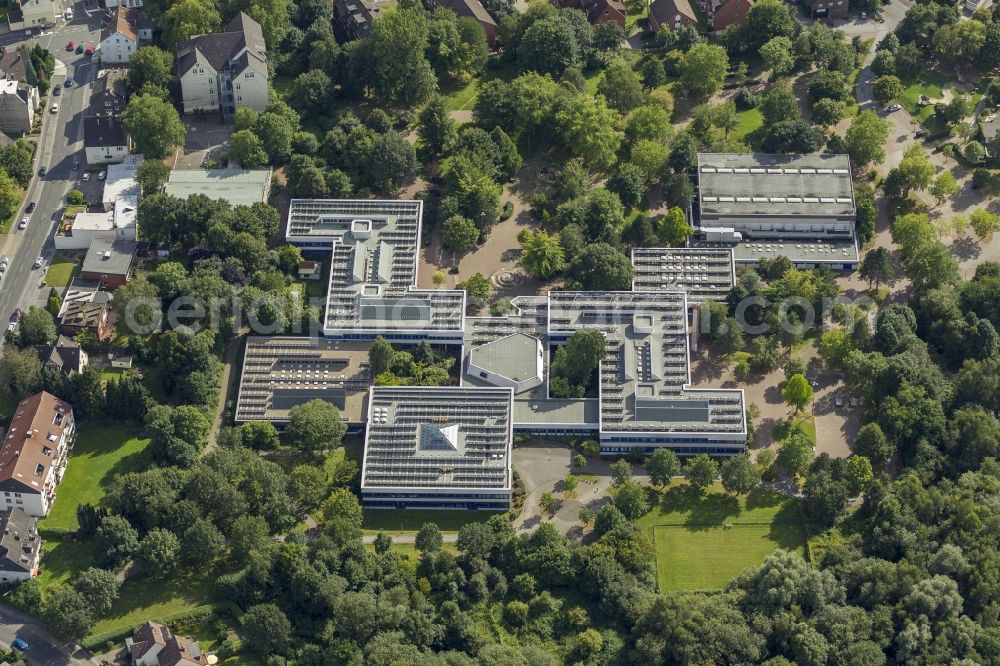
<box><xmin>40</xmin><ymin>424</ymin><xmax>152</xmax><ymax>533</ymax></box>
<box><xmin>44</xmin><ymin>254</ymin><xmax>80</xmax><ymax>288</ymax></box>
<box><xmin>898</xmin><ymin>69</ymin><xmax>948</xmax><ymax>115</ymax></box>
<box><xmin>653</xmin><ymin>523</ymin><xmax>808</xmax><ymax>591</ymax></box>
<box><xmin>362</xmin><ymin>509</ymin><xmax>502</xmax><ymax>535</ymax></box>
<box><xmin>733</xmin><ymin>108</ymin><xmax>763</xmax><ymax>141</ymax></box>
<box><xmin>442</xmin><ymin>78</ymin><xmax>480</xmax><ymax>112</ymax></box>
<box><xmin>637</xmin><ymin>482</ymin><xmax>811</xmax><ymax>592</ymax></box>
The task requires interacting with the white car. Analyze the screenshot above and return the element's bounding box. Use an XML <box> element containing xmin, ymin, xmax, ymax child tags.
<box><xmin>82</xmin><ymin>172</ymin><xmax>91</xmax><ymax>182</ymax></box>
<box><xmin>32</xmin><ymin>256</ymin><xmax>43</xmax><ymax>269</ymax></box>
<box><xmin>886</xmin><ymin>104</ymin><xmax>902</xmax><ymax>112</ymax></box>
<box><xmin>5</xmin><ymin>323</ymin><xmax>15</xmax><ymax>335</ymax></box>
<box><xmin>98</xmin><ymin>170</ymin><xmax>107</xmax><ymax>181</ymax></box>
<box><xmin>64</xmin><ymin>7</ymin><xmax>73</xmax><ymax>19</ymax></box>
<box><xmin>49</xmin><ymin>103</ymin><xmax>58</xmax><ymax>114</ymax></box>
<box><xmin>18</xmin><ymin>217</ymin><xmax>28</xmax><ymax>230</ymax></box>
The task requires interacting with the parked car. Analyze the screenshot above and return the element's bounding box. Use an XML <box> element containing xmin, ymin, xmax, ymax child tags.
<box><xmin>5</xmin><ymin>322</ymin><xmax>15</xmax><ymax>335</ymax></box>
<box><xmin>82</xmin><ymin>172</ymin><xmax>90</xmax><ymax>182</ymax></box>
<box><xmin>886</xmin><ymin>103</ymin><xmax>902</xmax><ymax>112</ymax></box>
<box><xmin>18</xmin><ymin>217</ymin><xmax>27</xmax><ymax>230</ymax></box>
<box><xmin>76</xmin><ymin>43</ymin><xmax>83</xmax><ymax>54</ymax></box>
<box><xmin>835</xmin><ymin>396</ymin><xmax>844</xmax><ymax>408</ymax></box>
<box><xmin>26</xmin><ymin>201</ymin><xmax>35</xmax><ymax>213</ymax></box>
<box><xmin>12</xmin><ymin>636</ymin><xmax>28</xmax><ymax>651</ymax></box>
<box><xmin>72</xmin><ymin>161</ymin><xmax>79</xmax><ymax>170</ymax></box>
<box><xmin>914</xmin><ymin>129</ymin><xmax>926</xmax><ymax>138</ymax></box>
<box><xmin>66</xmin><ymin>41</ymin><xmax>75</xmax><ymax>51</ymax></box>
<box><xmin>32</xmin><ymin>257</ymin><xmax>43</xmax><ymax>269</ymax></box>
<box><xmin>64</xmin><ymin>7</ymin><xmax>73</xmax><ymax>19</ymax></box>
<box><xmin>85</xmin><ymin>45</ymin><xmax>94</xmax><ymax>55</ymax></box>
<box><xmin>65</xmin><ymin>77</ymin><xmax>74</xmax><ymax>87</ymax></box>
<box><xmin>10</xmin><ymin>309</ymin><xmax>22</xmax><ymax>323</ymax></box>
<box><xmin>49</xmin><ymin>103</ymin><xmax>58</xmax><ymax>114</ymax></box>
<box><xmin>53</xmin><ymin>84</ymin><xmax>61</xmax><ymax>96</ymax></box>
<box><xmin>38</xmin><ymin>165</ymin><xmax>46</xmax><ymax>176</ymax></box>
<box><xmin>98</xmin><ymin>170</ymin><xmax>106</xmax><ymax>180</ymax></box>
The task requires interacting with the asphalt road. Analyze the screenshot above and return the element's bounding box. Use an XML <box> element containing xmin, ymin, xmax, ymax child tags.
<box><xmin>0</xmin><ymin>3</ymin><xmax>101</xmax><ymax>335</ymax></box>
<box><xmin>0</xmin><ymin>601</ymin><xmax>94</xmax><ymax>665</ymax></box>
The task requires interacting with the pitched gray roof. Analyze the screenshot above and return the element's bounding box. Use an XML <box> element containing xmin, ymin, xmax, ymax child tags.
<box><xmin>83</xmin><ymin>115</ymin><xmax>126</xmax><ymax>148</ymax></box>
<box><xmin>176</xmin><ymin>12</ymin><xmax>266</xmax><ymax>76</ymax></box>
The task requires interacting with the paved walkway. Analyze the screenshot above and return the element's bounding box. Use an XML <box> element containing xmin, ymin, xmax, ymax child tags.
<box><xmin>205</xmin><ymin>333</ymin><xmax>244</xmax><ymax>451</ymax></box>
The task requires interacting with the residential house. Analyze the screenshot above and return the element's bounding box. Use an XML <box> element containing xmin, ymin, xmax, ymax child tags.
<box><xmin>0</xmin><ymin>47</ymin><xmax>31</xmax><ymax>83</ymax></box>
<box><xmin>7</xmin><ymin>0</ymin><xmax>59</xmax><ymax>30</ymax></box>
<box><xmin>108</xmin><ymin>349</ymin><xmax>134</xmax><ymax>368</ymax></box>
<box><xmin>298</xmin><ymin>260</ymin><xmax>321</xmax><ymax>280</ymax></box>
<box><xmin>126</xmin><ymin>621</ymin><xmax>208</xmax><ymax>666</ymax></box>
<box><xmin>333</xmin><ymin>0</ymin><xmax>392</xmax><ymax>40</ymax></box>
<box><xmin>176</xmin><ymin>12</ymin><xmax>268</xmax><ymax>117</ymax></box>
<box><xmin>804</xmin><ymin>0</ymin><xmax>847</xmax><ymax>20</ymax></box>
<box><xmin>34</xmin><ymin>336</ymin><xmax>88</xmax><ymax>375</ymax></box>
<box><xmin>57</xmin><ymin>279</ymin><xmax>113</xmax><ymax>341</ymax></box>
<box><xmin>0</xmin><ymin>80</ymin><xmax>38</xmax><ymax>134</ymax></box>
<box><xmin>426</xmin><ymin>0</ymin><xmax>497</xmax><ymax>46</ymax></box>
<box><xmin>551</xmin><ymin>0</ymin><xmax>626</xmax><ymax>29</ymax></box>
<box><xmin>89</xmin><ymin>68</ymin><xmax>129</xmax><ymax>118</ymax></box>
<box><xmin>0</xmin><ymin>392</ymin><xmax>74</xmax><ymax>517</ymax></box>
<box><xmin>0</xmin><ymin>508</ymin><xmax>41</xmax><ymax>583</ymax></box>
<box><xmin>648</xmin><ymin>0</ymin><xmax>698</xmax><ymax>32</ymax></box>
<box><xmin>55</xmin><ymin>207</ymin><xmax>137</xmax><ymax>250</ymax></box>
<box><xmin>80</xmin><ymin>237</ymin><xmax>137</xmax><ymax>289</ymax></box>
<box><xmin>100</xmin><ymin>6</ymin><xmax>152</xmax><ymax>65</ymax></box>
<box><xmin>709</xmin><ymin>0</ymin><xmax>752</xmax><ymax>31</ymax></box>
<box><xmin>83</xmin><ymin>115</ymin><xmax>129</xmax><ymax>164</ymax></box>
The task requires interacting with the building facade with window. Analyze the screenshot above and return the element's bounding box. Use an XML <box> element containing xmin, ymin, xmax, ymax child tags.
<box><xmin>0</xmin><ymin>392</ymin><xmax>74</xmax><ymax>517</ymax></box>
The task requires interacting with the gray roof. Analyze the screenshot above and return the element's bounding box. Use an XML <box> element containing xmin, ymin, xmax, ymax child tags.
<box><xmin>287</xmin><ymin>199</ymin><xmax>465</xmax><ymax>334</ymax></box>
<box><xmin>468</xmin><ymin>333</ymin><xmax>542</xmax><ymax>384</ymax></box>
<box><xmin>34</xmin><ymin>336</ymin><xmax>84</xmax><ymax>374</ymax></box>
<box><xmin>164</xmin><ymin>169</ymin><xmax>271</xmax><ymax>207</ymax></box>
<box><xmin>691</xmin><ymin>236</ymin><xmax>860</xmax><ymax>265</ymax></box>
<box><xmin>83</xmin><ymin>115</ymin><xmax>126</xmax><ymax>148</ymax></box>
<box><xmin>698</xmin><ymin>153</ymin><xmax>855</xmax><ymax>219</ymax></box>
<box><xmin>632</xmin><ymin>247</ymin><xmax>736</xmax><ymax>301</ymax></box>
<box><xmin>436</xmin><ymin>0</ymin><xmax>496</xmax><ymax>26</ymax></box>
<box><xmin>176</xmin><ymin>12</ymin><xmax>265</xmax><ymax>76</ymax></box>
<box><xmin>82</xmin><ymin>237</ymin><xmax>137</xmax><ymax>277</ymax></box>
<box><xmin>361</xmin><ymin>386</ymin><xmax>513</xmax><ymax>492</ymax></box>
<box><xmin>0</xmin><ymin>507</ymin><xmax>39</xmax><ymax>574</ymax></box>
<box><xmin>89</xmin><ymin>68</ymin><xmax>128</xmax><ymax>117</ymax></box>
<box><xmin>235</xmin><ymin>336</ymin><xmax>371</xmax><ymax>424</ymax></box>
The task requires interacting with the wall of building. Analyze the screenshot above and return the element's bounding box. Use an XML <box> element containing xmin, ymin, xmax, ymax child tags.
<box><xmin>362</xmin><ymin>490</ymin><xmax>511</xmax><ymax>510</ymax></box>
<box><xmin>180</xmin><ymin>67</ymin><xmax>220</xmax><ymax>114</ymax></box>
<box><xmin>85</xmin><ymin>144</ymin><xmax>128</xmax><ymax>165</ymax></box>
<box><xmin>20</xmin><ymin>0</ymin><xmax>58</xmax><ymax>27</ymax></box>
<box><xmin>54</xmin><ymin>225</ymin><xmax>136</xmax><ymax>251</ymax></box>
<box><xmin>0</xmin><ymin>92</ymin><xmax>32</xmax><ymax>134</ymax></box>
<box><xmin>100</xmin><ymin>32</ymin><xmax>137</xmax><ymax>64</ymax></box>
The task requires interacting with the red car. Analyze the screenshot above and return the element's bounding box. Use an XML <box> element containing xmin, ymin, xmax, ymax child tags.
<box><xmin>9</xmin><ymin>309</ymin><xmax>21</xmax><ymax>323</ymax></box>
<box><xmin>84</xmin><ymin>45</ymin><xmax>94</xmax><ymax>55</ymax></box>
<box><xmin>66</xmin><ymin>41</ymin><xmax>75</xmax><ymax>51</ymax></box>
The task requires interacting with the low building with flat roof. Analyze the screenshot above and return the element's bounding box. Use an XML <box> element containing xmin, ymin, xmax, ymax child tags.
<box><xmin>54</xmin><ymin>209</ymin><xmax>137</xmax><ymax>251</ymax></box>
<box><xmin>80</xmin><ymin>238</ymin><xmax>137</xmax><ymax>289</ymax></box>
<box><xmin>235</xmin><ymin>336</ymin><xmax>371</xmax><ymax>428</ymax></box>
<box><xmin>631</xmin><ymin>247</ymin><xmax>735</xmax><ymax>301</ymax></box>
<box><xmin>165</xmin><ymin>168</ymin><xmax>271</xmax><ymax>207</ymax></box>
<box><xmin>360</xmin><ymin>386</ymin><xmax>513</xmax><ymax>510</ymax></box>
<box><xmin>286</xmin><ymin>199</ymin><xmax>465</xmax><ymax>341</ymax></box>
<box><xmin>467</xmin><ymin>333</ymin><xmax>544</xmax><ymax>394</ymax></box>
<box><xmin>101</xmin><ymin>155</ymin><xmax>142</xmax><ymax>211</ymax></box>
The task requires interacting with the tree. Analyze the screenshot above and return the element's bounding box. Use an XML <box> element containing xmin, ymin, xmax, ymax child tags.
<box><xmin>364</xmin><ymin>131</ymin><xmax>418</xmax><ymax>192</ymax></box>
<box><xmin>136</xmin><ymin>159</ymin><xmax>170</xmax><ymax>196</ymax></box>
<box><xmin>539</xmin><ymin>491</ymin><xmax>558</xmax><ymax>515</ymax></box>
<box><xmin>18</xmin><ymin>306</ymin><xmax>55</xmax><ymax>346</ymax></box>
<box><xmin>369</xmin><ymin>337</ymin><xmax>393</xmax><ymax>376</ymax></box>
<box><xmin>872</xmin><ymin>75</ymin><xmax>903</xmax><ymax>105</ymax></box>
<box><xmin>760</xmin><ymin>36</ymin><xmax>796</xmax><ymax>75</ymax></box>
<box><xmin>747</xmin><ymin>0</ymin><xmax>795</xmax><ymax>46</ymax></box>
<box><xmin>287</xmin><ymin>465</ymin><xmax>329</xmax><ymax>512</ymax></box>
<box><xmin>554</xmin><ymin>328</ymin><xmax>607</xmax><ymax>388</ymax></box>
<box><xmin>566</xmin><ymin>243</ymin><xmax>634</xmax><ymax>290</ymax></box>
<box><xmin>238</xmin><ymin>420</ymin><xmax>280</xmax><ymax>450</ymax></box>
<box><xmin>242</xmin><ymin>603</ymin><xmax>292</xmax><ymax>655</ymax></box>
<box><xmin>227</xmin><ymin>129</ymin><xmax>267</xmax><ymax>168</ymax></box>
<box><xmin>459</xmin><ymin>273</ymin><xmax>491</xmax><ymax>302</ymax></box>
<box><xmin>845</xmin><ymin>110</ymin><xmax>891</xmax><ymax>169</ymax></box>
<box><xmin>645</xmin><ymin>448</ymin><xmax>680</xmax><ymax>487</ymax></box>
<box><xmin>73</xmin><ymin>568</ymin><xmax>120</xmax><ymax>616</ymax></box>
<box><xmin>897</xmin><ymin>144</ymin><xmax>935</xmax><ymax>192</ymax></box>
<box><xmin>859</xmin><ymin>247</ymin><xmax>894</xmax><ymax>289</ymax></box>
<box><xmin>598</xmin><ymin>59</ymin><xmax>646</xmax><ymax>113</ymax></box>
<box><xmin>128</xmin><ymin>46</ymin><xmax>174</xmax><ymax>90</ymax></box>
<box><xmin>518</xmin><ymin>13</ymin><xmax>582</xmax><ymax>74</ymax></box>
<box><xmin>656</xmin><ymin>207</ymin><xmax>693</xmax><ymax>246</ymax></box>
<box><xmin>518</xmin><ymin>229</ymin><xmax>566</xmax><ymax>279</ymax></box>
<box><xmin>610</xmin><ymin>459</ymin><xmax>632</xmax><ymax>486</ymax></box>
<box><xmin>137</xmin><ymin>528</ymin><xmax>180</xmax><ymax>574</ymax></box>
<box><xmin>415</xmin><ymin>522</ymin><xmax>443</xmax><ymax>553</ymax></box>
<box><xmin>42</xmin><ymin>585</ymin><xmax>92</xmax><ymax>640</ymax></box>
<box><xmin>761</xmin><ymin>82</ymin><xmax>800</xmax><ymax>126</ymax></box>
<box><xmin>94</xmin><ymin>514</ymin><xmax>139</xmax><ymax>567</ymax></box>
<box><xmin>121</xmin><ymin>94</ymin><xmax>185</xmax><ymax>159</ymax></box>
<box><xmin>781</xmin><ymin>374</ymin><xmax>813</xmax><ymax>413</ymax></box>
<box><xmin>556</xmin><ymin>94</ymin><xmax>623</xmax><ymax>170</ymax></box>
<box><xmin>562</xmin><ymin>474</ymin><xmax>580</xmax><ymax>497</ymax></box>
<box><xmin>845</xmin><ymin>455</ymin><xmax>873</xmax><ymax>493</ymax></box>
<box><xmin>0</xmin><ymin>347</ymin><xmax>41</xmax><ymax>400</ymax></box>
<box><xmin>594</xmin><ymin>503</ymin><xmax>626</xmax><ymax>536</ymax></box>
<box><xmin>811</xmin><ymin>98</ymin><xmax>844</xmax><ymax>126</ymax></box>
<box><xmin>685</xmin><ymin>454</ymin><xmax>717</xmax><ymax>491</ymax></box>
<box><xmin>678</xmin><ymin>43</ymin><xmax>729</xmax><ymax>98</ymax></box>
<box><xmin>286</xmin><ymin>399</ymin><xmax>346</xmax><ymax>451</ymax></box>
<box><xmin>369</xmin><ymin>7</ymin><xmax>437</xmax><ymax>106</ymax></box>
<box><xmin>162</xmin><ymin>0</ymin><xmax>220</xmax><ymax>47</ymax></box>
<box><xmin>720</xmin><ymin>455</ymin><xmax>761</xmax><ymax>495</ymax></box>
<box><xmin>970</xmin><ymin>209</ymin><xmax>1000</xmax><ymax>239</ymax></box>
<box><xmin>612</xmin><ymin>479</ymin><xmax>649</xmax><ymax>519</ymax></box>
<box><xmin>761</xmin><ymin>120</ymin><xmax>825</xmax><ymax>154</ymax></box>
<box><xmin>443</xmin><ymin>214</ymin><xmax>480</xmax><ymax>253</ymax></box>
<box><xmin>929</xmin><ymin>172</ymin><xmax>959</xmax><ymax>205</ymax></box>
<box><xmin>906</xmin><ymin>242</ymin><xmax>960</xmax><ymax>292</ymax></box>
<box><xmin>607</xmin><ymin>162</ymin><xmax>645</xmax><ymax>208</ymax></box>
<box><xmin>418</xmin><ymin>96</ymin><xmax>457</xmax><ymax>155</ymax></box>
<box><xmin>777</xmin><ymin>432</ymin><xmax>813</xmax><ymax>477</ymax></box>
<box><xmin>182</xmin><ymin>519</ymin><xmax>226</xmax><ymax>567</ymax></box>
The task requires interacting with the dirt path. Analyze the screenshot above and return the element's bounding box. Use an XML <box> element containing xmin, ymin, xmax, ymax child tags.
<box><xmin>205</xmin><ymin>333</ymin><xmax>244</xmax><ymax>452</ymax></box>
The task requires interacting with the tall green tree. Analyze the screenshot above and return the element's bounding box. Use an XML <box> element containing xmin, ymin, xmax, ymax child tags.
<box><xmin>518</xmin><ymin>229</ymin><xmax>566</xmax><ymax>279</ymax></box>
<box><xmin>286</xmin><ymin>399</ymin><xmax>346</xmax><ymax>452</ymax></box>
<box><xmin>121</xmin><ymin>94</ymin><xmax>185</xmax><ymax>159</ymax></box>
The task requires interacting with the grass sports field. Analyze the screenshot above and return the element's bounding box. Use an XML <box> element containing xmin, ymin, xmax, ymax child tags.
<box><xmin>638</xmin><ymin>482</ymin><xmax>811</xmax><ymax>592</ymax></box>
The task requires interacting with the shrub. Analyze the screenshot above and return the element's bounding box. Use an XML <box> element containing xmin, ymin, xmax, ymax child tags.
<box><xmin>66</xmin><ymin>189</ymin><xmax>84</xmax><ymax>205</ymax></box>
<box><xmin>734</xmin><ymin>88</ymin><xmax>759</xmax><ymax>110</ymax></box>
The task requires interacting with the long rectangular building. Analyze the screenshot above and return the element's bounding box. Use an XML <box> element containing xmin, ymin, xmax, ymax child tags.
<box><xmin>360</xmin><ymin>386</ymin><xmax>513</xmax><ymax>510</ymax></box>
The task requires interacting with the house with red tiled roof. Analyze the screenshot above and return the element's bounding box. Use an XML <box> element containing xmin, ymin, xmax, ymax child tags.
<box><xmin>649</xmin><ymin>0</ymin><xmax>698</xmax><ymax>33</ymax></box>
<box><xmin>552</xmin><ymin>0</ymin><xmax>626</xmax><ymax>29</ymax></box>
<box><xmin>710</xmin><ymin>0</ymin><xmax>752</xmax><ymax>31</ymax></box>
<box><xmin>100</xmin><ymin>6</ymin><xmax>152</xmax><ymax>64</ymax></box>
<box><xmin>126</xmin><ymin>622</ymin><xmax>208</xmax><ymax>666</ymax></box>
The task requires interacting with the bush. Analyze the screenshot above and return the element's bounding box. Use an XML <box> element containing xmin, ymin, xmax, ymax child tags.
<box><xmin>66</xmin><ymin>189</ymin><xmax>84</xmax><ymax>205</ymax></box>
<box><xmin>972</xmin><ymin>168</ymin><xmax>992</xmax><ymax>190</ymax></box>
<box><xmin>734</xmin><ymin>88</ymin><xmax>759</xmax><ymax>110</ymax></box>
<box><xmin>499</xmin><ymin>201</ymin><xmax>515</xmax><ymax>221</ymax></box>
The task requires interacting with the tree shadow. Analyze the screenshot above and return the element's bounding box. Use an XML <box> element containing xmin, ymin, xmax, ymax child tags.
<box><xmin>744</xmin><ymin>486</ymin><xmax>785</xmax><ymax>511</ymax></box>
<box><xmin>657</xmin><ymin>485</ymin><xmax>741</xmax><ymax>529</ymax></box>
<box><xmin>949</xmin><ymin>236</ymin><xmax>981</xmax><ymax>261</ymax></box>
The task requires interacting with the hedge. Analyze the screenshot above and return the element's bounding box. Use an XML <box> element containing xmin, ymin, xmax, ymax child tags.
<box><xmin>81</xmin><ymin>601</ymin><xmax>242</xmax><ymax>651</ymax></box>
